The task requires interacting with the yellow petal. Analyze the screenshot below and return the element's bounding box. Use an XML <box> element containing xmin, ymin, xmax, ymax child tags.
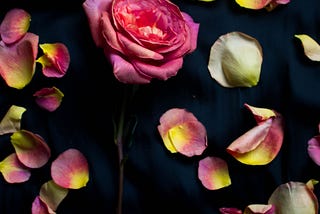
<box><xmin>0</xmin><ymin>105</ymin><xmax>26</xmax><ymax>135</ymax></box>
<box><xmin>295</xmin><ymin>34</ymin><xmax>320</xmax><ymax>61</ymax></box>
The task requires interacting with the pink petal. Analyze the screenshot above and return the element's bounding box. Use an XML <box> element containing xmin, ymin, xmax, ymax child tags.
<box><xmin>244</xmin><ymin>103</ymin><xmax>276</xmax><ymax>124</ymax></box>
<box><xmin>37</xmin><ymin>43</ymin><xmax>70</xmax><ymax>78</ymax></box>
<box><xmin>51</xmin><ymin>148</ymin><xmax>89</xmax><ymax>189</ymax></box>
<box><xmin>10</xmin><ymin>130</ymin><xmax>51</xmax><ymax>168</ymax></box>
<box><xmin>219</xmin><ymin>207</ymin><xmax>242</xmax><ymax>214</ymax></box>
<box><xmin>33</xmin><ymin>87</ymin><xmax>64</xmax><ymax>112</ymax></box>
<box><xmin>0</xmin><ymin>153</ymin><xmax>31</xmax><ymax>183</ymax></box>
<box><xmin>0</xmin><ymin>105</ymin><xmax>26</xmax><ymax>135</ymax></box>
<box><xmin>198</xmin><ymin>156</ymin><xmax>231</xmax><ymax>190</ymax></box>
<box><xmin>244</xmin><ymin>204</ymin><xmax>275</xmax><ymax>214</ymax></box>
<box><xmin>39</xmin><ymin>180</ymin><xmax>69</xmax><ymax>212</ymax></box>
<box><xmin>0</xmin><ymin>8</ymin><xmax>31</xmax><ymax>44</ymax></box>
<box><xmin>307</xmin><ymin>135</ymin><xmax>320</xmax><ymax>166</ymax></box>
<box><xmin>268</xmin><ymin>181</ymin><xmax>319</xmax><ymax>213</ymax></box>
<box><xmin>31</xmin><ymin>196</ymin><xmax>53</xmax><ymax>214</ymax></box>
<box><xmin>158</xmin><ymin>108</ymin><xmax>207</xmax><ymax>157</ymax></box>
<box><xmin>0</xmin><ymin>32</ymin><xmax>38</xmax><ymax>89</ymax></box>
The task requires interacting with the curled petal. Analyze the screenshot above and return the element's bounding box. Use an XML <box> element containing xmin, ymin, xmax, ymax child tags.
<box><xmin>0</xmin><ymin>33</ymin><xmax>39</xmax><ymax>89</ymax></box>
<box><xmin>0</xmin><ymin>153</ymin><xmax>31</xmax><ymax>183</ymax></box>
<box><xmin>37</xmin><ymin>43</ymin><xmax>70</xmax><ymax>78</ymax></box>
<box><xmin>244</xmin><ymin>103</ymin><xmax>276</xmax><ymax>124</ymax></box>
<box><xmin>51</xmin><ymin>148</ymin><xmax>89</xmax><ymax>189</ymax></box>
<box><xmin>235</xmin><ymin>0</ymin><xmax>289</xmax><ymax>10</ymax></box>
<box><xmin>268</xmin><ymin>181</ymin><xmax>319</xmax><ymax>214</ymax></box>
<box><xmin>31</xmin><ymin>196</ymin><xmax>55</xmax><ymax>214</ymax></box>
<box><xmin>198</xmin><ymin>156</ymin><xmax>231</xmax><ymax>190</ymax></box>
<box><xmin>244</xmin><ymin>204</ymin><xmax>275</xmax><ymax>214</ymax></box>
<box><xmin>208</xmin><ymin>32</ymin><xmax>262</xmax><ymax>88</ymax></box>
<box><xmin>226</xmin><ymin>105</ymin><xmax>284</xmax><ymax>165</ymax></box>
<box><xmin>33</xmin><ymin>87</ymin><xmax>64</xmax><ymax>112</ymax></box>
<box><xmin>10</xmin><ymin>130</ymin><xmax>51</xmax><ymax>168</ymax></box>
<box><xmin>157</xmin><ymin>108</ymin><xmax>207</xmax><ymax>157</ymax></box>
<box><xmin>0</xmin><ymin>105</ymin><xmax>26</xmax><ymax>135</ymax></box>
<box><xmin>295</xmin><ymin>34</ymin><xmax>320</xmax><ymax>61</ymax></box>
<box><xmin>219</xmin><ymin>207</ymin><xmax>242</xmax><ymax>214</ymax></box>
<box><xmin>0</xmin><ymin>8</ymin><xmax>31</xmax><ymax>44</ymax></box>
<box><xmin>39</xmin><ymin>180</ymin><xmax>69</xmax><ymax>212</ymax></box>
<box><xmin>307</xmin><ymin>135</ymin><xmax>320</xmax><ymax>166</ymax></box>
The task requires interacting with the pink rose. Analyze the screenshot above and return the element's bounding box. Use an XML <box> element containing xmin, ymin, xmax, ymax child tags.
<box><xmin>83</xmin><ymin>0</ymin><xmax>199</xmax><ymax>84</ymax></box>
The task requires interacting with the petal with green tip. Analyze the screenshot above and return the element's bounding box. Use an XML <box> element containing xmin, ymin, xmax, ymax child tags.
<box><xmin>157</xmin><ymin>108</ymin><xmax>207</xmax><ymax>157</ymax></box>
<box><xmin>0</xmin><ymin>153</ymin><xmax>31</xmax><ymax>183</ymax></box>
<box><xmin>51</xmin><ymin>148</ymin><xmax>89</xmax><ymax>189</ymax></box>
<box><xmin>34</xmin><ymin>87</ymin><xmax>64</xmax><ymax>112</ymax></box>
<box><xmin>0</xmin><ymin>105</ymin><xmax>26</xmax><ymax>135</ymax></box>
<box><xmin>198</xmin><ymin>156</ymin><xmax>231</xmax><ymax>190</ymax></box>
<box><xmin>10</xmin><ymin>130</ymin><xmax>51</xmax><ymax>168</ymax></box>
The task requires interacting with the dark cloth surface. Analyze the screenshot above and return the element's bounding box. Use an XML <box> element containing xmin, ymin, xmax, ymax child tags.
<box><xmin>0</xmin><ymin>0</ymin><xmax>320</xmax><ymax>213</ymax></box>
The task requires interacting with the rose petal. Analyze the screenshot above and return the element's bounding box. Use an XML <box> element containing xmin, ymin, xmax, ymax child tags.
<box><xmin>219</xmin><ymin>207</ymin><xmax>243</xmax><ymax>214</ymax></box>
<box><xmin>268</xmin><ymin>181</ymin><xmax>319</xmax><ymax>214</ymax></box>
<box><xmin>243</xmin><ymin>204</ymin><xmax>275</xmax><ymax>214</ymax></box>
<box><xmin>39</xmin><ymin>180</ymin><xmax>69</xmax><ymax>212</ymax></box>
<box><xmin>226</xmin><ymin>105</ymin><xmax>284</xmax><ymax>165</ymax></box>
<box><xmin>0</xmin><ymin>8</ymin><xmax>31</xmax><ymax>44</ymax></box>
<box><xmin>244</xmin><ymin>103</ymin><xmax>276</xmax><ymax>124</ymax></box>
<box><xmin>208</xmin><ymin>31</ymin><xmax>263</xmax><ymax>88</ymax></box>
<box><xmin>0</xmin><ymin>105</ymin><xmax>26</xmax><ymax>135</ymax></box>
<box><xmin>33</xmin><ymin>87</ymin><xmax>64</xmax><ymax>112</ymax></box>
<box><xmin>31</xmin><ymin>196</ymin><xmax>54</xmax><ymax>214</ymax></box>
<box><xmin>157</xmin><ymin>108</ymin><xmax>207</xmax><ymax>157</ymax></box>
<box><xmin>307</xmin><ymin>135</ymin><xmax>320</xmax><ymax>166</ymax></box>
<box><xmin>10</xmin><ymin>130</ymin><xmax>51</xmax><ymax>168</ymax></box>
<box><xmin>198</xmin><ymin>156</ymin><xmax>231</xmax><ymax>190</ymax></box>
<box><xmin>235</xmin><ymin>0</ymin><xmax>272</xmax><ymax>9</ymax></box>
<box><xmin>51</xmin><ymin>148</ymin><xmax>89</xmax><ymax>189</ymax></box>
<box><xmin>0</xmin><ymin>32</ymin><xmax>38</xmax><ymax>89</ymax></box>
<box><xmin>0</xmin><ymin>153</ymin><xmax>31</xmax><ymax>183</ymax></box>
<box><xmin>37</xmin><ymin>43</ymin><xmax>70</xmax><ymax>78</ymax></box>
<box><xmin>295</xmin><ymin>34</ymin><xmax>320</xmax><ymax>61</ymax></box>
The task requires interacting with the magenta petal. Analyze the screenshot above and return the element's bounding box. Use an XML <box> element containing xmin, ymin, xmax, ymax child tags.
<box><xmin>0</xmin><ymin>8</ymin><xmax>31</xmax><ymax>44</ymax></box>
<box><xmin>31</xmin><ymin>196</ymin><xmax>53</xmax><ymax>214</ymax></box>
<box><xmin>10</xmin><ymin>130</ymin><xmax>51</xmax><ymax>168</ymax></box>
<box><xmin>307</xmin><ymin>135</ymin><xmax>320</xmax><ymax>166</ymax></box>
<box><xmin>0</xmin><ymin>153</ymin><xmax>31</xmax><ymax>183</ymax></box>
<box><xmin>34</xmin><ymin>87</ymin><xmax>64</xmax><ymax>112</ymax></box>
<box><xmin>219</xmin><ymin>207</ymin><xmax>243</xmax><ymax>214</ymax></box>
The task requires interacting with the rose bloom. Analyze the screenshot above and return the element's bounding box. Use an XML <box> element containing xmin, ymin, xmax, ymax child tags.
<box><xmin>83</xmin><ymin>0</ymin><xmax>199</xmax><ymax>84</ymax></box>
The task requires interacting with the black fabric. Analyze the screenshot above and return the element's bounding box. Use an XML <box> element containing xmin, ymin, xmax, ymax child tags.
<box><xmin>1</xmin><ymin>0</ymin><xmax>320</xmax><ymax>213</ymax></box>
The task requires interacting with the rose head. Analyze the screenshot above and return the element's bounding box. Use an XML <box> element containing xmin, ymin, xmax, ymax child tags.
<box><xmin>83</xmin><ymin>0</ymin><xmax>199</xmax><ymax>84</ymax></box>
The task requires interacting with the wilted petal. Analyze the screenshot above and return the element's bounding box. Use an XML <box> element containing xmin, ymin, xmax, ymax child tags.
<box><xmin>295</xmin><ymin>34</ymin><xmax>320</xmax><ymax>61</ymax></box>
<box><xmin>31</xmin><ymin>196</ymin><xmax>55</xmax><ymax>214</ymax></box>
<box><xmin>0</xmin><ymin>153</ymin><xmax>31</xmax><ymax>183</ymax></box>
<box><xmin>226</xmin><ymin>105</ymin><xmax>284</xmax><ymax>165</ymax></box>
<box><xmin>51</xmin><ymin>148</ymin><xmax>89</xmax><ymax>189</ymax></box>
<box><xmin>0</xmin><ymin>33</ymin><xmax>39</xmax><ymax>89</ymax></box>
<box><xmin>208</xmin><ymin>31</ymin><xmax>262</xmax><ymax>88</ymax></box>
<box><xmin>33</xmin><ymin>87</ymin><xmax>64</xmax><ymax>112</ymax></box>
<box><xmin>10</xmin><ymin>130</ymin><xmax>51</xmax><ymax>168</ymax></box>
<box><xmin>268</xmin><ymin>181</ymin><xmax>319</xmax><ymax>214</ymax></box>
<box><xmin>244</xmin><ymin>204</ymin><xmax>275</xmax><ymax>214</ymax></box>
<box><xmin>37</xmin><ymin>43</ymin><xmax>70</xmax><ymax>78</ymax></box>
<box><xmin>39</xmin><ymin>180</ymin><xmax>69</xmax><ymax>212</ymax></box>
<box><xmin>307</xmin><ymin>135</ymin><xmax>320</xmax><ymax>166</ymax></box>
<box><xmin>0</xmin><ymin>8</ymin><xmax>31</xmax><ymax>44</ymax></box>
<box><xmin>157</xmin><ymin>108</ymin><xmax>207</xmax><ymax>157</ymax></box>
<box><xmin>198</xmin><ymin>156</ymin><xmax>231</xmax><ymax>190</ymax></box>
<box><xmin>219</xmin><ymin>207</ymin><xmax>242</xmax><ymax>214</ymax></box>
<box><xmin>0</xmin><ymin>105</ymin><xmax>26</xmax><ymax>135</ymax></box>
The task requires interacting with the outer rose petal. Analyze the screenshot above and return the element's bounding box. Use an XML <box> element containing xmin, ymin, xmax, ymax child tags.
<box><xmin>0</xmin><ymin>105</ymin><xmax>26</xmax><ymax>135</ymax></box>
<box><xmin>307</xmin><ymin>135</ymin><xmax>320</xmax><ymax>166</ymax></box>
<box><xmin>268</xmin><ymin>181</ymin><xmax>319</xmax><ymax>214</ymax></box>
<box><xmin>37</xmin><ymin>43</ymin><xmax>70</xmax><ymax>78</ymax></box>
<box><xmin>226</xmin><ymin>105</ymin><xmax>284</xmax><ymax>165</ymax></box>
<box><xmin>295</xmin><ymin>34</ymin><xmax>320</xmax><ymax>61</ymax></box>
<box><xmin>31</xmin><ymin>196</ymin><xmax>55</xmax><ymax>214</ymax></box>
<box><xmin>219</xmin><ymin>207</ymin><xmax>242</xmax><ymax>214</ymax></box>
<box><xmin>243</xmin><ymin>204</ymin><xmax>275</xmax><ymax>214</ymax></box>
<box><xmin>0</xmin><ymin>8</ymin><xmax>31</xmax><ymax>44</ymax></box>
<box><xmin>198</xmin><ymin>156</ymin><xmax>231</xmax><ymax>190</ymax></box>
<box><xmin>34</xmin><ymin>87</ymin><xmax>64</xmax><ymax>112</ymax></box>
<box><xmin>0</xmin><ymin>153</ymin><xmax>31</xmax><ymax>183</ymax></box>
<box><xmin>10</xmin><ymin>130</ymin><xmax>51</xmax><ymax>168</ymax></box>
<box><xmin>39</xmin><ymin>180</ymin><xmax>69</xmax><ymax>212</ymax></box>
<box><xmin>51</xmin><ymin>148</ymin><xmax>89</xmax><ymax>189</ymax></box>
<box><xmin>208</xmin><ymin>32</ymin><xmax>263</xmax><ymax>88</ymax></box>
<box><xmin>158</xmin><ymin>108</ymin><xmax>207</xmax><ymax>157</ymax></box>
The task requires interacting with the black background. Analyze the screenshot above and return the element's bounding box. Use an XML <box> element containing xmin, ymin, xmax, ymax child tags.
<box><xmin>1</xmin><ymin>0</ymin><xmax>320</xmax><ymax>213</ymax></box>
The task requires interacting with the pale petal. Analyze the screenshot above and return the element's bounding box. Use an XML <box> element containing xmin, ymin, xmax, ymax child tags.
<box><xmin>244</xmin><ymin>204</ymin><xmax>275</xmax><ymax>214</ymax></box>
<box><xmin>295</xmin><ymin>34</ymin><xmax>320</xmax><ymax>61</ymax></box>
<box><xmin>0</xmin><ymin>105</ymin><xmax>26</xmax><ymax>135</ymax></box>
